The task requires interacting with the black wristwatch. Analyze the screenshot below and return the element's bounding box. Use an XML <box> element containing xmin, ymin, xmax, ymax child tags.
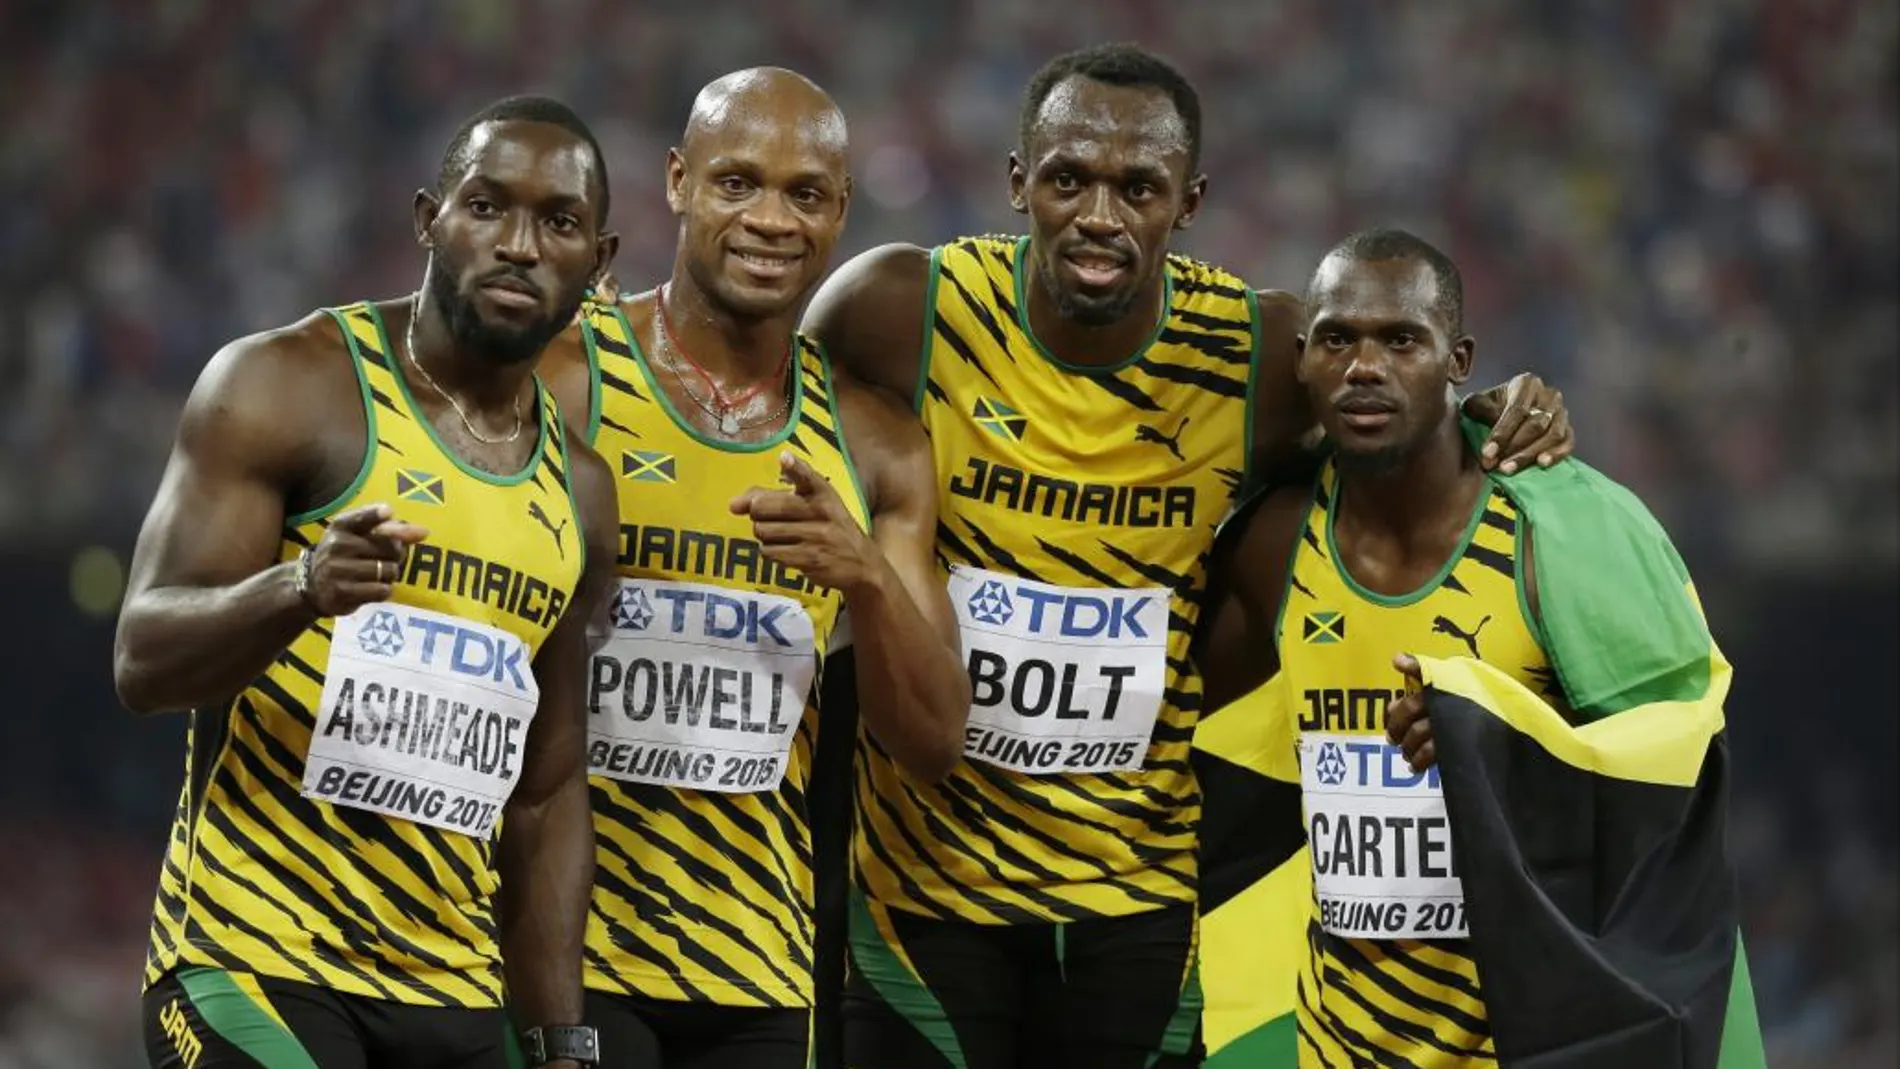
<box><xmin>521</xmin><ymin>1024</ymin><xmax>600</xmax><ymax>1067</ymax></box>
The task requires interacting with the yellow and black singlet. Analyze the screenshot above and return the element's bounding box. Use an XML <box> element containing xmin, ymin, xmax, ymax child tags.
<box><xmin>144</xmin><ymin>300</ymin><xmax>585</xmax><ymax>1007</ymax></box>
<box><xmin>854</xmin><ymin>234</ymin><xmax>1260</xmax><ymax>923</ymax></box>
<box><xmin>1279</xmin><ymin>462</ymin><xmax>1552</xmax><ymax>1066</ymax></box>
<box><xmin>579</xmin><ymin>302</ymin><xmax>868</xmax><ymax>1007</ymax></box>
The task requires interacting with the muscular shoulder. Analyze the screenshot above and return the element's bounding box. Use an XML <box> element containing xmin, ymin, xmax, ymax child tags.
<box><xmin>197</xmin><ymin>309</ymin><xmax>353</xmax><ymax>401</ymax></box>
<box><xmin>1254</xmin><ymin>288</ymin><xmax>1303</xmax><ymax>338</ymax></box>
<box><xmin>802</xmin><ymin>242</ymin><xmax>933</xmax><ymax>399</ymax></box>
<box><xmin>180</xmin><ymin>310</ymin><xmax>359</xmax><ymax>485</ymax></box>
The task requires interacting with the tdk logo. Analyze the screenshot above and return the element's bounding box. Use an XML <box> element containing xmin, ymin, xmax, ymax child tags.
<box><xmin>1318</xmin><ymin>738</ymin><xmax>1442</xmax><ymax>790</ymax></box>
<box><xmin>967</xmin><ymin>580</ymin><xmax>1014</xmax><ymax>626</ymax></box>
<box><xmin>612</xmin><ymin>586</ymin><xmax>655</xmax><ymax>631</ymax></box>
<box><xmin>360</xmin><ymin>613</ymin><xmax>530</xmax><ymax>692</ymax></box>
<box><xmin>1010</xmin><ymin>587</ymin><xmax>1152</xmax><ymax>639</ymax></box>
<box><xmin>650</xmin><ymin>586</ymin><xmax>794</xmax><ymax>647</ymax></box>
<box><xmin>1314</xmin><ymin>741</ymin><xmax>1348</xmax><ymax>786</ymax></box>
<box><xmin>357</xmin><ymin>610</ymin><xmax>406</xmax><ymax>656</ymax></box>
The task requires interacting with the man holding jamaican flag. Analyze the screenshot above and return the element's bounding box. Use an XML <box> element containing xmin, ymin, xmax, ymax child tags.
<box><xmin>1190</xmin><ymin>228</ymin><xmax>1767</xmax><ymax>1067</ymax></box>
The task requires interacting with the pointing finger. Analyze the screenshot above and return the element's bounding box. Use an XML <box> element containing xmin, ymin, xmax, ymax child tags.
<box><xmin>330</xmin><ymin>503</ymin><xmax>395</xmax><ymax>533</ymax></box>
<box><xmin>779</xmin><ymin>451</ymin><xmax>826</xmax><ymax>497</ymax></box>
<box><xmin>368</xmin><ymin>520</ymin><xmax>430</xmax><ymax>545</ymax></box>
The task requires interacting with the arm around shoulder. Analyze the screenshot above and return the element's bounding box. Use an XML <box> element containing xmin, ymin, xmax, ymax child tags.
<box><xmin>1197</xmin><ymin>482</ymin><xmax>1311</xmax><ymax>713</ymax></box>
<box><xmin>834</xmin><ymin>377</ymin><xmax>970</xmax><ymax>781</ymax></box>
<box><xmin>802</xmin><ymin>242</ymin><xmax>933</xmax><ymax>405</ymax></box>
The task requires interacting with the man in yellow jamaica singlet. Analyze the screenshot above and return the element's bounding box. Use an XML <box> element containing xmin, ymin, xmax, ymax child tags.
<box><xmin>116</xmin><ymin>97</ymin><xmax>621</xmax><ymax>1069</ymax></box>
<box><xmin>799</xmin><ymin>44</ymin><xmax>1578</xmax><ymax>1069</ymax></box>
<box><xmin>537</xmin><ymin>69</ymin><xmax>970</xmax><ymax>1069</ymax></box>
<box><xmin>1196</xmin><ymin>230</ymin><xmax>1761</xmax><ymax>1068</ymax></box>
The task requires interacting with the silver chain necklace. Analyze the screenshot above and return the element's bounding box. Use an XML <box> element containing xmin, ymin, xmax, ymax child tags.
<box><xmin>652</xmin><ymin>322</ymin><xmax>791</xmax><ymax>437</ymax></box>
<box><xmin>404</xmin><ymin>309</ymin><xmax>524</xmax><ymax>445</ymax></box>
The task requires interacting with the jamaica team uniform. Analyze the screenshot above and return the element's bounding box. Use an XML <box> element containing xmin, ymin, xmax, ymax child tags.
<box><xmin>1281</xmin><ymin>462</ymin><xmax>1551</xmax><ymax>1067</ymax></box>
<box><xmin>142</xmin><ymin>301</ymin><xmax>583</xmax><ymax>1068</ymax></box>
<box><xmin>578</xmin><ymin>303</ymin><xmax>867</xmax><ymax>1063</ymax></box>
<box><xmin>845</xmin><ymin>236</ymin><xmax>1258</xmax><ymax>1068</ymax></box>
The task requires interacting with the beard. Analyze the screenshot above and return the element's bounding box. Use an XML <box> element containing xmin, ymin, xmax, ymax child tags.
<box><xmin>1332</xmin><ymin>432</ymin><xmax>1417</xmax><ymax>478</ymax></box>
<box><xmin>428</xmin><ymin>262</ymin><xmax>586</xmax><ymax>367</ymax></box>
<box><xmin>1035</xmin><ymin>253</ymin><xmax>1139</xmax><ymax>328</ymax></box>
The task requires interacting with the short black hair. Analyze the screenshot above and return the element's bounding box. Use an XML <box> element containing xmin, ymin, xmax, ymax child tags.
<box><xmin>1309</xmin><ymin>228</ymin><xmax>1465</xmax><ymax>335</ymax></box>
<box><xmin>437</xmin><ymin>95</ymin><xmax>611</xmax><ymax>226</ymax></box>
<box><xmin>1020</xmin><ymin>43</ymin><xmax>1203</xmax><ymax>172</ymax></box>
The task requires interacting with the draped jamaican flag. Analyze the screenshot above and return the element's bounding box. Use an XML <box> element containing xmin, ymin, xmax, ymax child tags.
<box><xmin>1193</xmin><ymin>433</ymin><xmax>1766</xmax><ymax>1068</ymax></box>
<box><xmin>1192</xmin><ymin>688</ymin><xmax>1306</xmax><ymax>1066</ymax></box>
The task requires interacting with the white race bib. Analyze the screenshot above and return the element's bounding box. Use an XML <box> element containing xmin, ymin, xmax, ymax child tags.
<box><xmin>587</xmin><ymin>578</ymin><xmax>814</xmax><ymax>793</ymax></box>
<box><xmin>304</xmin><ymin>604</ymin><xmax>540</xmax><ymax>839</ymax></box>
<box><xmin>1301</xmin><ymin>733</ymin><xmax>1467</xmax><ymax>939</ymax></box>
<box><xmin>950</xmin><ymin>565</ymin><xmax>1169</xmax><ymax>775</ymax></box>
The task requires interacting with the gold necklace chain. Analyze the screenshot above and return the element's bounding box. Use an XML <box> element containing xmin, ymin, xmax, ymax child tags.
<box><xmin>404</xmin><ymin>309</ymin><xmax>524</xmax><ymax>445</ymax></box>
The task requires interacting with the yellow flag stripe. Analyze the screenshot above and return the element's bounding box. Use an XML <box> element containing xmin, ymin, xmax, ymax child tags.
<box><xmin>1417</xmin><ymin>640</ymin><xmax>1729</xmax><ymax>788</ymax></box>
<box><xmin>1201</xmin><ymin>848</ymin><xmax>1310</xmax><ymax>1051</ymax></box>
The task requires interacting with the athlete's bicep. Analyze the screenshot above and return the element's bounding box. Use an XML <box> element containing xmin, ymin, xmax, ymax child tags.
<box><xmin>853</xmin><ymin>391</ymin><xmax>957</xmax><ymax>641</ymax></box>
<box><xmin>125</xmin><ymin>335</ymin><xmax>323</xmax><ymax>602</ymax></box>
<box><xmin>802</xmin><ymin>243</ymin><xmax>931</xmax><ymax>403</ymax></box>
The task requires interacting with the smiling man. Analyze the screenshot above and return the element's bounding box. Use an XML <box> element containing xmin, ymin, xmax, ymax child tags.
<box><xmin>537</xmin><ymin>67</ymin><xmax>968</xmax><ymax>1069</ymax></box>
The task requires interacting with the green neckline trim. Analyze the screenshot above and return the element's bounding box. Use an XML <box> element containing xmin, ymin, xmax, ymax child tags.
<box><xmin>912</xmin><ymin>246</ymin><xmax>942</xmax><ymax>414</ymax></box>
<box><xmin>614</xmin><ymin>304</ymin><xmax>804</xmax><ymax>454</ymax></box>
<box><xmin>1239</xmin><ymin>286</ymin><xmax>1263</xmax><ymax>488</ymax></box>
<box><xmin>367</xmin><ymin>302</ymin><xmax>548</xmax><ymax>486</ymax></box>
<box><xmin>814</xmin><ymin>339</ymin><xmax>874</xmax><ymax>530</ymax></box>
<box><xmin>289</xmin><ymin>307</ymin><xmax>382</xmax><ymax>527</ymax></box>
<box><xmin>1325</xmin><ymin>463</ymin><xmax>1492</xmax><ymax>607</ymax></box>
<box><xmin>1272</xmin><ymin>480</ymin><xmax>1323</xmax><ymax>654</ymax></box>
<box><xmin>1010</xmin><ymin>235</ymin><xmax>1173</xmax><ymax>376</ymax></box>
<box><xmin>581</xmin><ymin>311</ymin><xmax>603</xmax><ymax>447</ymax></box>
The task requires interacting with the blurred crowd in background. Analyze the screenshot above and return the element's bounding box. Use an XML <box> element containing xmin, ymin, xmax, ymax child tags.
<box><xmin>0</xmin><ymin>1</ymin><xmax>1892</xmax><ymax>1066</ymax></box>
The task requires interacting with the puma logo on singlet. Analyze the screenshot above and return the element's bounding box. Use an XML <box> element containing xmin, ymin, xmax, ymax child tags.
<box><xmin>528</xmin><ymin>500</ymin><xmax>569</xmax><ymax>558</ymax></box>
<box><xmin>1135</xmin><ymin>416</ymin><xmax>1190</xmax><ymax>461</ymax></box>
<box><xmin>1432</xmin><ymin>613</ymin><xmax>1491</xmax><ymax>658</ymax></box>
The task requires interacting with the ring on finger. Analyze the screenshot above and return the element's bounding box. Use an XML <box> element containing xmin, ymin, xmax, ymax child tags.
<box><xmin>1528</xmin><ymin>406</ymin><xmax>1552</xmax><ymax>425</ymax></box>
<box><xmin>377</xmin><ymin>560</ymin><xmax>388</xmax><ymax>583</ymax></box>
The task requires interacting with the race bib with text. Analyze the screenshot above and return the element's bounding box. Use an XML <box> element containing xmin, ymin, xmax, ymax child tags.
<box><xmin>1301</xmin><ymin>733</ymin><xmax>1467</xmax><ymax>940</ymax></box>
<box><xmin>587</xmin><ymin>578</ymin><xmax>815</xmax><ymax>793</ymax></box>
<box><xmin>303</xmin><ymin>604</ymin><xmax>540</xmax><ymax>839</ymax></box>
<box><xmin>950</xmin><ymin>565</ymin><xmax>1169</xmax><ymax>775</ymax></box>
